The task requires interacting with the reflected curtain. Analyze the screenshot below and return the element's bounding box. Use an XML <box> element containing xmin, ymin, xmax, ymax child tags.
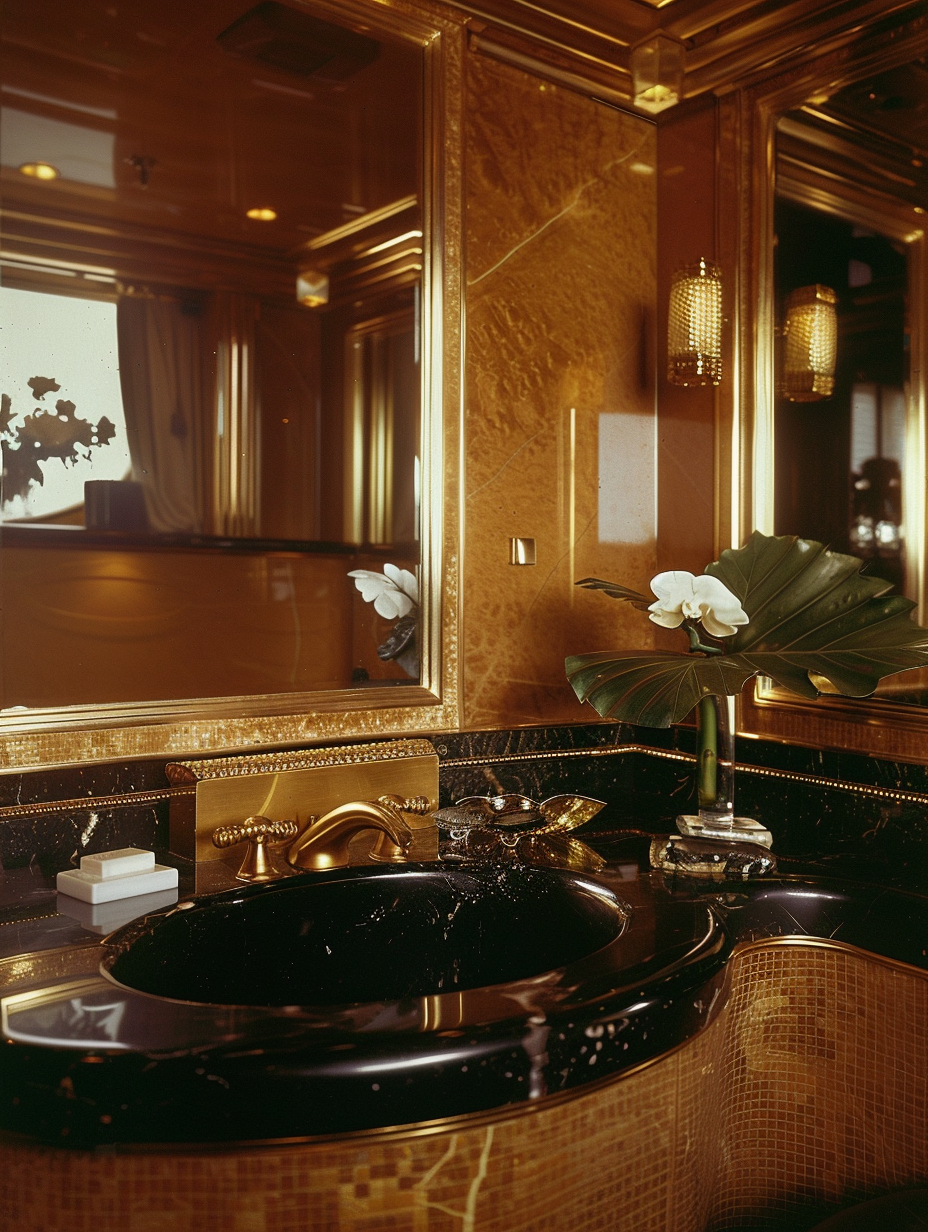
<box><xmin>117</xmin><ymin>295</ymin><xmax>205</xmax><ymax>533</ymax></box>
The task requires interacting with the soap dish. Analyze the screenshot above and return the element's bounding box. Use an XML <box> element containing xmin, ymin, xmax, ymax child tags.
<box><xmin>57</xmin><ymin>848</ymin><xmax>178</xmax><ymax>904</ymax></box>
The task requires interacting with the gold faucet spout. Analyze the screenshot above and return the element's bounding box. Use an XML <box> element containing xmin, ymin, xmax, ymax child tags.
<box><xmin>286</xmin><ymin>797</ymin><xmax>416</xmax><ymax>871</ymax></box>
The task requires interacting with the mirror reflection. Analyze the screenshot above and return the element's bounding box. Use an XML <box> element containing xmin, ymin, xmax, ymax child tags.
<box><xmin>773</xmin><ymin>198</ymin><xmax>909</xmax><ymax>593</ymax></box>
<box><xmin>773</xmin><ymin>53</ymin><xmax>927</xmax><ymax>703</ymax></box>
<box><xmin>0</xmin><ymin>0</ymin><xmax>423</xmax><ymax>709</ymax></box>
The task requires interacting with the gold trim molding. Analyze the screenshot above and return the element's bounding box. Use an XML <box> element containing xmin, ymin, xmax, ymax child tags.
<box><xmin>449</xmin><ymin>0</ymin><xmax>926</xmax><ymax>117</ymax></box>
<box><xmin>165</xmin><ymin>738</ymin><xmax>439</xmax><ymax>783</ymax></box>
<box><xmin>2</xmin><ymin>735</ymin><xmax>926</xmax><ymax>824</ymax></box>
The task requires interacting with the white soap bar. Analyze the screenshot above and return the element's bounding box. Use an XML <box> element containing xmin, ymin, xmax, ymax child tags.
<box><xmin>80</xmin><ymin>848</ymin><xmax>155</xmax><ymax>880</ymax></box>
<box><xmin>57</xmin><ymin>863</ymin><xmax>178</xmax><ymax>905</ymax></box>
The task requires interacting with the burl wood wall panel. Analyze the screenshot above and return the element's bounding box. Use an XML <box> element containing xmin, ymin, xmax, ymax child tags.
<box><xmin>3</xmin><ymin>942</ymin><xmax>925</xmax><ymax>1231</ymax></box>
<box><xmin>461</xmin><ymin>51</ymin><xmax>658</xmax><ymax>730</ymax></box>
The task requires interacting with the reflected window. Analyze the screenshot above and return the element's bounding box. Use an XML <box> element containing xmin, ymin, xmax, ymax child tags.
<box><xmin>0</xmin><ymin>285</ymin><xmax>131</xmax><ymax>521</ymax></box>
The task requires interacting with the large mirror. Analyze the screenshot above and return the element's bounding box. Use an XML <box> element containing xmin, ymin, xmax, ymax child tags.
<box><xmin>737</xmin><ymin>24</ymin><xmax>928</xmax><ymax>752</ymax></box>
<box><xmin>0</xmin><ymin>0</ymin><xmax>462</xmax><ymax>766</ymax></box>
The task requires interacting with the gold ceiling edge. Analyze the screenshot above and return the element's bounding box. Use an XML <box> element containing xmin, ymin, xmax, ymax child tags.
<box><xmin>304</xmin><ymin>195</ymin><xmax>419</xmax><ymax>253</ymax></box>
<box><xmin>778</xmin><ymin>155</ymin><xmax>928</xmax><ymax>238</ymax></box>
<box><xmin>456</xmin><ymin>0</ymin><xmax>636</xmax><ymax>56</ymax></box>
<box><xmin>446</xmin><ymin>0</ymin><xmax>927</xmax><ymax>114</ymax></box>
<box><xmin>778</xmin><ymin>111</ymin><xmax>927</xmax><ymax>190</ymax></box>
<box><xmin>469</xmin><ymin>30</ymin><xmax>634</xmax><ymax>111</ymax></box>
<box><xmin>682</xmin><ymin>0</ymin><xmax>925</xmax><ymax>89</ymax></box>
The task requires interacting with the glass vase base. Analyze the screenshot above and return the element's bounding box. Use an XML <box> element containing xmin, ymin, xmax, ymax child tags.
<box><xmin>676</xmin><ymin>813</ymin><xmax>774</xmax><ymax>849</ymax></box>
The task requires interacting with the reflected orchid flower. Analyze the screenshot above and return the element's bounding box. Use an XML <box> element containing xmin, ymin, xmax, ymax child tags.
<box><xmin>347</xmin><ymin>564</ymin><xmax>419</xmax><ymax>621</ymax></box>
<box><xmin>647</xmin><ymin>571</ymin><xmax>748</xmax><ymax>638</ymax></box>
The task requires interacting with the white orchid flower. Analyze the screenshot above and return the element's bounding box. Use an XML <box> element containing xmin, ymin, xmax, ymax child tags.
<box><xmin>647</xmin><ymin>570</ymin><xmax>748</xmax><ymax>638</ymax></box>
<box><xmin>347</xmin><ymin>564</ymin><xmax>419</xmax><ymax>621</ymax></box>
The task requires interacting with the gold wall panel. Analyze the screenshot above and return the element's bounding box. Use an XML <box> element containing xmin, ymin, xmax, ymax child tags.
<box><xmin>2</xmin><ymin>941</ymin><xmax>924</xmax><ymax>1230</ymax></box>
<box><xmin>462</xmin><ymin>52</ymin><xmax>658</xmax><ymax>729</ymax></box>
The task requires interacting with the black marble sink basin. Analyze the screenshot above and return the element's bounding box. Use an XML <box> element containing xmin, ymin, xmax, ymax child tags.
<box><xmin>104</xmin><ymin>863</ymin><xmax>630</xmax><ymax>1006</ymax></box>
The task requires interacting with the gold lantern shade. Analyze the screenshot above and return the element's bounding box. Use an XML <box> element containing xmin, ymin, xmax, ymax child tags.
<box><xmin>667</xmin><ymin>259</ymin><xmax>722</xmax><ymax>387</ymax></box>
<box><xmin>296</xmin><ymin>269</ymin><xmax>330</xmax><ymax>308</ymax></box>
<box><xmin>629</xmin><ymin>33</ymin><xmax>685</xmax><ymax>115</ymax></box>
<box><xmin>781</xmin><ymin>283</ymin><xmax>838</xmax><ymax>402</ymax></box>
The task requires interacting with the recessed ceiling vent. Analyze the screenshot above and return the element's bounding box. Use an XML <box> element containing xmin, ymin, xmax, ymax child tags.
<box><xmin>218</xmin><ymin>2</ymin><xmax>380</xmax><ymax>82</ymax></box>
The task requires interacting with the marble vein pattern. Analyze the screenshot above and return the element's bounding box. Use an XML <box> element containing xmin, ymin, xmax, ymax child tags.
<box><xmin>462</xmin><ymin>54</ymin><xmax>658</xmax><ymax>728</ymax></box>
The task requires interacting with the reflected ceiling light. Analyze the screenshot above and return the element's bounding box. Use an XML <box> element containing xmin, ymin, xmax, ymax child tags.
<box><xmin>781</xmin><ymin>284</ymin><xmax>837</xmax><ymax>402</ymax></box>
<box><xmin>667</xmin><ymin>258</ymin><xmax>722</xmax><ymax>387</ymax></box>
<box><xmin>629</xmin><ymin>33</ymin><xmax>685</xmax><ymax>115</ymax></box>
<box><xmin>246</xmin><ymin>206</ymin><xmax>277</xmax><ymax>221</ymax></box>
<box><xmin>296</xmin><ymin>268</ymin><xmax>329</xmax><ymax>307</ymax></box>
<box><xmin>18</xmin><ymin>161</ymin><xmax>59</xmax><ymax>180</ymax></box>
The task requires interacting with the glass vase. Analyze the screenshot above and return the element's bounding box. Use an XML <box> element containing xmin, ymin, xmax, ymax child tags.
<box><xmin>676</xmin><ymin>694</ymin><xmax>773</xmax><ymax>848</ymax></box>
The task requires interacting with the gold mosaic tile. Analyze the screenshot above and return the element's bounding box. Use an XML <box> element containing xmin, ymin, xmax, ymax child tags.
<box><xmin>709</xmin><ymin>943</ymin><xmax>928</xmax><ymax>1229</ymax></box>
<box><xmin>1</xmin><ymin>941</ymin><xmax>925</xmax><ymax>1231</ymax></box>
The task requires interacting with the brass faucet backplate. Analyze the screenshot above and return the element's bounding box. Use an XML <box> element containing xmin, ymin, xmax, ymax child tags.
<box><xmin>167</xmin><ymin>739</ymin><xmax>439</xmax><ymax>866</ymax></box>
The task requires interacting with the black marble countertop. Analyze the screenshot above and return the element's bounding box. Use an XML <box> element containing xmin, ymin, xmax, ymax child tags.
<box><xmin>1</xmin><ymin>833</ymin><xmax>926</xmax><ymax>1151</ymax></box>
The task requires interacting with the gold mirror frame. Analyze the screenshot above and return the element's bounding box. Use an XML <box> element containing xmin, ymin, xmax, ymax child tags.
<box><xmin>722</xmin><ymin>15</ymin><xmax>928</xmax><ymax>761</ymax></box>
<box><xmin>0</xmin><ymin>0</ymin><xmax>464</xmax><ymax>772</ymax></box>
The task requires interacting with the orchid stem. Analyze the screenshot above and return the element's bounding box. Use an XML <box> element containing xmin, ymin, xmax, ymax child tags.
<box><xmin>683</xmin><ymin>621</ymin><xmax>723</xmax><ymax>656</ymax></box>
<box><xmin>696</xmin><ymin>695</ymin><xmax>720</xmax><ymax>808</ymax></box>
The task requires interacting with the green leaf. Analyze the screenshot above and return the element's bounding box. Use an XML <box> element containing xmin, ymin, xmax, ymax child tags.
<box><xmin>567</xmin><ymin>531</ymin><xmax>928</xmax><ymax>727</ymax></box>
<box><xmin>705</xmin><ymin>531</ymin><xmax>928</xmax><ymax>698</ymax></box>
<box><xmin>574</xmin><ymin>578</ymin><xmax>652</xmax><ymax>611</ymax></box>
<box><xmin>565</xmin><ymin>650</ymin><xmax>757</xmax><ymax>726</ymax></box>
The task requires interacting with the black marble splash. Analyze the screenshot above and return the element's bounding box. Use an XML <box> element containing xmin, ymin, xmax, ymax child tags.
<box><xmin>433</xmin><ymin>720</ymin><xmax>928</xmax><ymax>795</ymax></box>
<box><xmin>433</xmin><ymin>725</ymin><xmax>928</xmax><ymax>893</ymax></box>
<box><xmin>0</xmin><ymin>799</ymin><xmax>167</xmax><ymax>877</ymax></box>
<box><xmin>0</xmin><ymin>756</ymin><xmax>172</xmax><ymax>809</ymax></box>
<box><xmin>2</xmin><ymin>720</ymin><xmax>928</xmax><ymax>890</ymax></box>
